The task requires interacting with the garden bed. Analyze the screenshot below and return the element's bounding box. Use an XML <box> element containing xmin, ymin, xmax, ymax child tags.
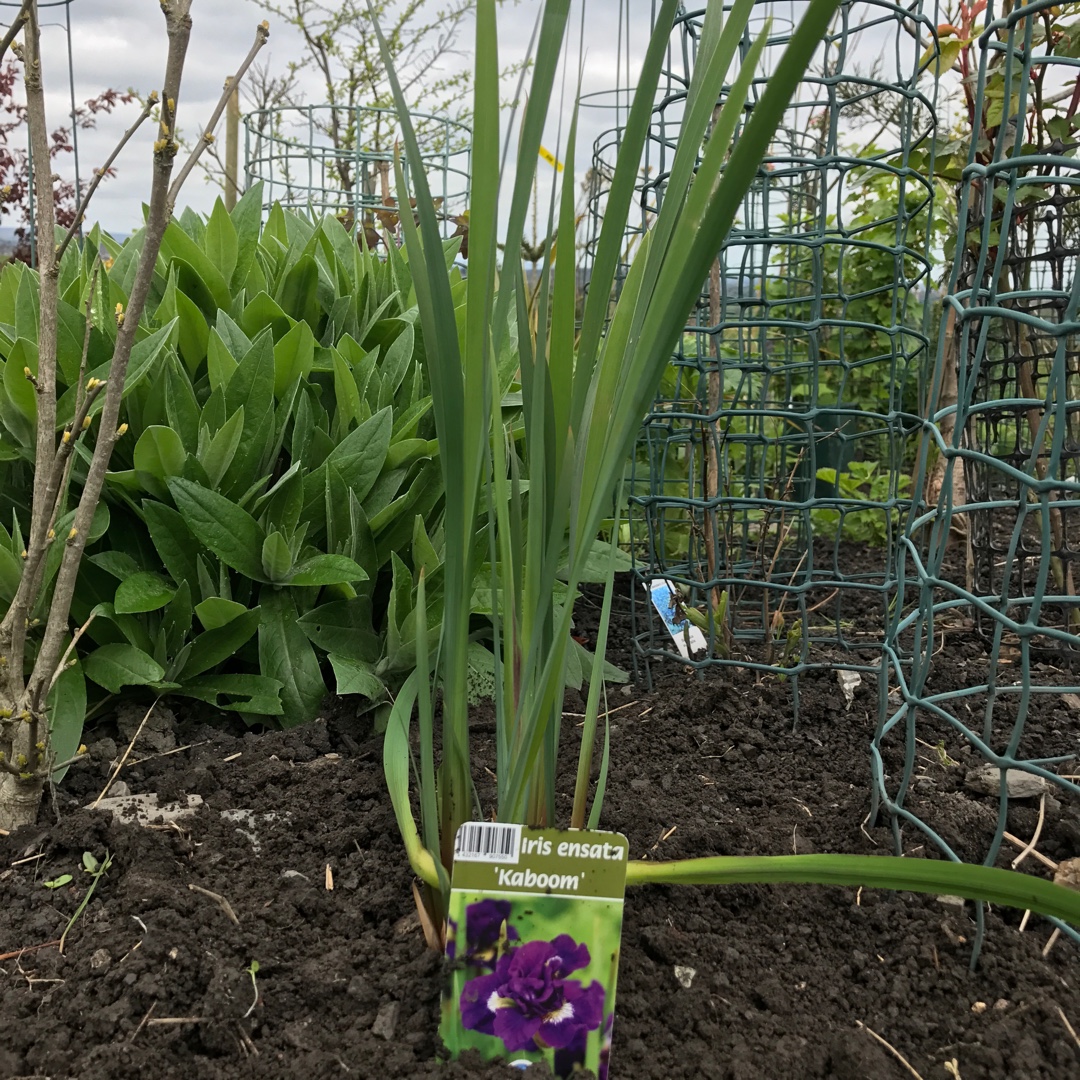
<box><xmin>2</xmin><ymin>582</ymin><xmax>1079</xmax><ymax>1080</ymax></box>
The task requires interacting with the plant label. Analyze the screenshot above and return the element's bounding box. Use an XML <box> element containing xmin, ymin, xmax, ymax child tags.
<box><xmin>442</xmin><ymin>823</ymin><xmax>629</xmax><ymax>1078</ymax></box>
<box><xmin>646</xmin><ymin>578</ymin><xmax>707</xmax><ymax>658</ymax></box>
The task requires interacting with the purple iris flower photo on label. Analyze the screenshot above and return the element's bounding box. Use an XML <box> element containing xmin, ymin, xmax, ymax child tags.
<box><xmin>460</xmin><ymin>932</ymin><xmax>605</xmax><ymax>1055</ymax></box>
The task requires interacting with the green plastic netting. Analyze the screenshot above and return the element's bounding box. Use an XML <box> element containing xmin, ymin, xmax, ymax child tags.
<box><xmin>875</xmin><ymin>0</ymin><xmax>1080</xmax><ymax>957</ymax></box>
<box><xmin>583</xmin><ymin>1</ymin><xmax>938</xmax><ymax>708</ymax></box>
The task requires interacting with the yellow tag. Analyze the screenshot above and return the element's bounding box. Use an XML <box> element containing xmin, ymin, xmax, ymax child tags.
<box><xmin>538</xmin><ymin>145</ymin><xmax>564</xmax><ymax>172</ymax></box>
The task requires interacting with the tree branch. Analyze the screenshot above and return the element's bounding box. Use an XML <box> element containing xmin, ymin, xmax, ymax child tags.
<box><xmin>55</xmin><ymin>94</ymin><xmax>159</xmax><ymax>265</ymax></box>
<box><xmin>167</xmin><ymin>20</ymin><xmax>270</xmax><ymax>209</ymax></box>
<box><xmin>0</xmin><ymin>0</ymin><xmax>31</xmax><ymax>68</ymax></box>
<box><xmin>0</xmin><ymin>0</ymin><xmax>62</xmax><ymax>705</ymax></box>
<box><xmin>26</xmin><ymin>0</ymin><xmax>198</xmax><ymax>715</ymax></box>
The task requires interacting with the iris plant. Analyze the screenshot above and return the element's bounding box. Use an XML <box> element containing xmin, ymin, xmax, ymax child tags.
<box><xmin>376</xmin><ymin>0</ymin><xmax>1080</xmax><ymax>941</ymax></box>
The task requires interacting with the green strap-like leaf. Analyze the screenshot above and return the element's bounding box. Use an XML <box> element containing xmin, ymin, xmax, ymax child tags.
<box><xmin>626</xmin><ymin>854</ymin><xmax>1080</xmax><ymax>927</ymax></box>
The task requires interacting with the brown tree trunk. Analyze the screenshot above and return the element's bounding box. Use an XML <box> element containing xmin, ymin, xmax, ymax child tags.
<box><xmin>923</xmin><ymin>305</ymin><xmax>970</xmax><ymax>580</ymax></box>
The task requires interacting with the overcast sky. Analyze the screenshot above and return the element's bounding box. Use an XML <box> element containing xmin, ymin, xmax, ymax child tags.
<box><xmin>15</xmin><ymin>1</ymin><xmax>922</xmax><ymax>236</ymax></box>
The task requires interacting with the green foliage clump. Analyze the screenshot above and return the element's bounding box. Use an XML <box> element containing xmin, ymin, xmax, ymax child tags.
<box><xmin>0</xmin><ymin>189</ymin><xmax>460</xmax><ymax>740</ymax></box>
<box><xmin>809</xmin><ymin>461</ymin><xmax>912</xmax><ymax>547</ymax></box>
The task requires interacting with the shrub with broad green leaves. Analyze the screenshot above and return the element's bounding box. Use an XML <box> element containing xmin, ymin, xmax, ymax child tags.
<box><xmin>0</xmin><ymin>188</ymin><xmax>478</xmax><ymax>739</ymax></box>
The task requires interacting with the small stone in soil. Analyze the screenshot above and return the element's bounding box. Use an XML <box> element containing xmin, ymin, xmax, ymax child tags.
<box><xmin>372</xmin><ymin>1002</ymin><xmax>400</xmax><ymax>1040</ymax></box>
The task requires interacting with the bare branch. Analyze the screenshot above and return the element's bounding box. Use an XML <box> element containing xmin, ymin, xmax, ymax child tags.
<box><xmin>0</xmin><ymin>0</ymin><xmax>63</xmax><ymax>707</ymax></box>
<box><xmin>56</xmin><ymin>95</ymin><xmax>160</xmax><ymax>265</ymax></box>
<box><xmin>26</xmin><ymin>0</ymin><xmax>198</xmax><ymax>715</ymax></box>
<box><xmin>0</xmin><ymin>0</ymin><xmax>31</xmax><ymax>68</ymax></box>
<box><xmin>167</xmin><ymin>21</ymin><xmax>270</xmax><ymax>209</ymax></box>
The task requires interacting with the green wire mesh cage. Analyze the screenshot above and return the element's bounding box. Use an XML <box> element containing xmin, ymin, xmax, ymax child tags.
<box><xmin>584</xmin><ymin>1</ymin><xmax>939</xmax><ymax>693</ymax></box>
<box><xmin>243</xmin><ymin>104</ymin><xmax>470</xmax><ymax>242</ymax></box>
<box><xmin>876</xmin><ymin>0</ymin><xmax>1080</xmax><ymax>955</ymax></box>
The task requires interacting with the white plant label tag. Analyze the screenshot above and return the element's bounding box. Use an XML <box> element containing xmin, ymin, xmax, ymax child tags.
<box><xmin>646</xmin><ymin>579</ymin><xmax>707</xmax><ymax>658</ymax></box>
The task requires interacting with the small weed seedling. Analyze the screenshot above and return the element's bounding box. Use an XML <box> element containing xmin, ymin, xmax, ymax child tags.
<box><xmin>43</xmin><ymin>873</ymin><xmax>73</xmax><ymax>889</ymax></box>
<box><xmin>244</xmin><ymin>960</ymin><xmax>261</xmax><ymax>1018</ymax></box>
<box><xmin>58</xmin><ymin>850</ymin><xmax>112</xmax><ymax>953</ymax></box>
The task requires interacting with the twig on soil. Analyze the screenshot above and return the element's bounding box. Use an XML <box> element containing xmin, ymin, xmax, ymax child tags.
<box><xmin>565</xmin><ymin>700</ymin><xmax>639</xmax><ymax>721</ymax></box>
<box><xmin>0</xmin><ymin>939</ymin><xmax>60</xmax><ymax>961</ymax></box>
<box><xmin>651</xmin><ymin>826</ymin><xmax>677</xmax><ymax>850</ymax></box>
<box><xmin>236</xmin><ymin>1026</ymin><xmax>259</xmax><ymax>1056</ymax></box>
<box><xmin>860</xmin><ymin>810</ymin><xmax>879</xmax><ymax>847</ymax></box>
<box><xmin>1002</xmin><ymin>831</ymin><xmax>1058</xmax><ymax>872</ymax></box>
<box><xmin>10</xmin><ymin>851</ymin><xmax>45</xmax><ymax>866</ymax></box>
<box><xmin>146</xmin><ymin>1017</ymin><xmax>205</xmax><ymax>1026</ymax></box>
<box><xmin>128</xmin><ymin>1001</ymin><xmax>157</xmax><ymax>1045</ymax></box>
<box><xmin>93</xmin><ymin>697</ymin><xmax>162</xmax><ymax>807</ymax></box>
<box><xmin>1012</xmin><ymin>794</ymin><xmax>1047</xmax><ymax>869</ymax></box>
<box><xmin>855</xmin><ymin>1021</ymin><xmax>925</xmax><ymax>1080</ymax></box>
<box><xmin>1058</xmin><ymin>1007</ymin><xmax>1080</xmax><ymax>1049</ymax></box>
<box><xmin>1043</xmin><ymin>928</ymin><xmax>1062</xmax><ymax>957</ymax></box>
<box><xmin>129</xmin><ymin>740</ymin><xmax>211</xmax><ymax>766</ymax></box>
<box><xmin>188</xmin><ymin>883</ymin><xmax>241</xmax><ymax>926</ymax></box>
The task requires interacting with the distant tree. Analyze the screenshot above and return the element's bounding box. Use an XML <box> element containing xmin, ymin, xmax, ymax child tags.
<box><xmin>247</xmin><ymin>0</ymin><xmax>476</xmax><ymax>193</ymax></box>
<box><xmin>0</xmin><ymin>61</ymin><xmax>136</xmax><ymax>263</ymax></box>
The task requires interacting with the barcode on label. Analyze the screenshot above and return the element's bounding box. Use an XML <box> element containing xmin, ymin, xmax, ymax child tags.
<box><xmin>454</xmin><ymin>822</ymin><xmax>522</xmax><ymax>864</ymax></box>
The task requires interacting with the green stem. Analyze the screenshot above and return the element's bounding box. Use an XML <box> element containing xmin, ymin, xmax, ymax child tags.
<box><xmin>406</xmin><ymin>846</ymin><xmax>1080</xmax><ymax>927</ymax></box>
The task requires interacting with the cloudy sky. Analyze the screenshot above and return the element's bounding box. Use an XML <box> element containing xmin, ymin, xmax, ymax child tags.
<box><xmin>16</xmin><ymin>1</ymin><xmax>923</xmax><ymax>236</ymax></box>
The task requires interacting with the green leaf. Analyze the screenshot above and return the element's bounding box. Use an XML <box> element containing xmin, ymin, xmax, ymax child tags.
<box><xmin>296</xmin><ymin>598</ymin><xmax>380</xmax><ymax>660</ymax></box>
<box><xmin>168</xmin><ymin>477</ymin><xmax>268</xmax><ymax>581</ymax></box>
<box><xmin>83</xmin><ymin>643</ymin><xmax>166</xmax><ymax>693</ymax></box>
<box><xmin>259</xmin><ymin>588</ymin><xmax>325</xmax><ymax>726</ymax></box>
<box><xmin>286</xmin><ymin>553</ymin><xmax>368</xmax><ymax>587</ymax></box>
<box><xmin>230</xmin><ymin>182</ymin><xmax>264</xmax><ymax>292</ymax></box>
<box><xmin>275</xmin><ymin>253</ymin><xmax>321</xmax><ymax>326</ymax></box>
<box><xmin>241</xmin><ymin>291</ymin><xmax>293</xmax><ymax>341</ymax></box>
<box><xmin>195</xmin><ymin>596</ymin><xmax>249</xmax><ymax>630</ymax></box>
<box><xmin>261</xmin><ymin>530</ymin><xmax>294</xmax><ymax>582</ymax></box>
<box><xmin>181</xmin><ymin>607</ymin><xmax>262</xmax><ymax>677</ymax></box>
<box><xmin>58</xmin><ymin>319</ymin><xmax>178</xmax><ymax>426</ymax></box>
<box><xmin>48</xmin><ymin>657</ymin><xmax>86</xmax><ymax>783</ymax></box>
<box><xmin>160</xmin><ymin>220</ymin><xmax>231</xmax><ymax>310</ymax></box>
<box><xmin>166</xmin><ymin>358</ymin><xmax>201</xmax><ymax>450</ymax></box>
<box><xmin>0</xmin><ymin>542</ymin><xmax>21</xmax><ymax>605</ymax></box>
<box><xmin>164</xmin><ymin>278</ymin><xmax>210</xmax><ymax>375</ymax></box>
<box><xmin>4</xmin><ymin>337</ymin><xmax>37</xmax><ymax>427</ymax></box>
<box><xmin>273</xmin><ymin>319</ymin><xmax>315</xmax><ymax>398</ymax></box>
<box><xmin>199</xmin><ymin>405</ymin><xmax>245</xmax><ymax>487</ymax></box>
<box><xmin>162</xmin><ymin>580</ymin><xmax>193</xmax><ymax>657</ymax></box>
<box><xmin>133</xmin><ymin>425</ymin><xmax>186</xmax><ymax>484</ymax></box>
<box><xmin>625</xmin><ymin>855</ymin><xmax>1080</xmax><ymax>927</ymax></box>
<box><xmin>143</xmin><ymin>500</ymin><xmax>201</xmax><ymax>592</ymax></box>
<box><xmin>328</xmin><ymin>655</ymin><xmax>386</xmax><ymax>699</ymax></box>
<box><xmin>206</xmin><ymin>196</ymin><xmax>239</xmax><ymax>285</ymax></box>
<box><xmin>174</xmin><ymin>672</ymin><xmax>283</xmax><ymax>715</ymax></box>
<box><xmin>301</xmin><ymin>407</ymin><xmax>392</xmax><ymax>525</ymax></box>
<box><xmin>207</xmin><ymin>327</ymin><xmax>239</xmax><ymax>392</ymax></box>
<box><xmin>114</xmin><ymin>571</ymin><xmax>176</xmax><ymax>614</ymax></box>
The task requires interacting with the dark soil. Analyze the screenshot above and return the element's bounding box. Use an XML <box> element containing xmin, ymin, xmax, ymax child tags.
<box><xmin>3</xmin><ymin>575</ymin><xmax>1080</xmax><ymax>1079</ymax></box>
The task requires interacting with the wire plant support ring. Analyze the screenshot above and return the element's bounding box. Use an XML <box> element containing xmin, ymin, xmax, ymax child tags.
<box><xmin>877</xmin><ymin>0</ymin><xmax>1080</xmax><ymax>961</ymax></box>
<box><xmin>585</xmin><ymin>1</ymin><xmax>939</xmax><ymax>715</ymax></box>
<box><xmin>243</xmin><ymin>103</ymin><xmax>470</xmax><ymax>245</ymax></box>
